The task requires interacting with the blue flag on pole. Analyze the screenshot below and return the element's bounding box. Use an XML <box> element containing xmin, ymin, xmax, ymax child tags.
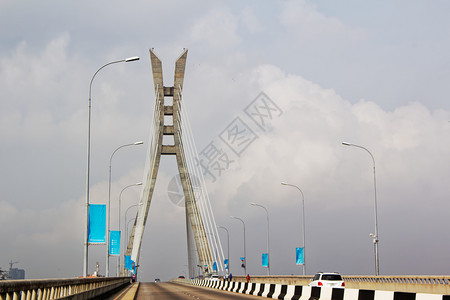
<box><xmin>296</xmin><ymin>247</ymin><xmax>304</xmax><ymax>265</ymax></box>
<box><xmin>109</xmin><ymin>230</ymin><xmax>121</xmax><ymax>256</ymax></box>
<box><xmin>213</xmin><ymin>262</ymin><xmax>217</xmax><ymax>271</ymax></box>
<box><xmin>88</xmin><ymin>204</ymin><xmax>106</xmax><ymax>244</ymax></box>
<box><xmin>125</xmin><ymin>255</ymin><xmax>132</xmax><ymax>270</ymax></box>
<box><xmin>224</xmin><ymin>259</ymin><xmax>229</xmax><ymax>270</ymax></box>
<box><xmin>262</xmin><ymin>253</ymin><xmax>268</xmax><ymax>267</ymax></box>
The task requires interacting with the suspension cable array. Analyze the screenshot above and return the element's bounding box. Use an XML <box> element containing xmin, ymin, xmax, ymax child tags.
<box><xmin>125</xmin><ymin>49</ymin><xmax>225</xmax><ymax>278</ymax></box>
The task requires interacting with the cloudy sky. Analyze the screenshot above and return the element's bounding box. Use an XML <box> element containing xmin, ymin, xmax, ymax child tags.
<box><xmin>1</xmin><ymin>0</ymin><xmax>450</xmax><ymax>281</ymax></box>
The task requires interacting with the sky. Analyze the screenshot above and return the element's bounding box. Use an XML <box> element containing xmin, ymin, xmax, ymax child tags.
<box><xmin>1</xmin><ymin>0</ymin><xmax>450</xmax><ymax>281</ymax></box>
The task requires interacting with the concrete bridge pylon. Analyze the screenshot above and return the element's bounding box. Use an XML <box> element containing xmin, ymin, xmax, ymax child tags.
<box><xmin>125</xmin><ymin>49</ymin><xmax>214</xmax><ymax>278</ymax></box>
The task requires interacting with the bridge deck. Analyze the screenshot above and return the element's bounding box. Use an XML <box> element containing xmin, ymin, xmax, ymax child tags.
<box><xmin>134</xmin><ymin>282</ymin><xmax>260</xmax><ymax>300</ymax></box>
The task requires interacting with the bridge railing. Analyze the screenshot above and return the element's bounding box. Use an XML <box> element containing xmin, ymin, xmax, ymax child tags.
<box><xmin>214</xmin><ymin>275</ymin><xmax>450</xmax><ymax>294</ymax></box>
<box><xmin>0</xmin><ymin>277</ymin><xmax>132</xmax><ymax>300</ymax></box>
<box><xmin>343</xmin><ymin>275</ymin><xmax>450</xmax><ymax>294</ymax></box>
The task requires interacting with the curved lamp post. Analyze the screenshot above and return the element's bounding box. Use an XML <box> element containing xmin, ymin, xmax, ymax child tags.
<box><xmin>250</xmin><ymin>203</ymin><xmax>270</xmax><ymax>275</ymax></box>
<box><xmin>84</xmin><ymin>56</ymin><xmax>140</xmax><ymax>278</ymax></box>
<box><xmin>230</xmin><ymin>216</ymin><xmax>247</xmax><ymax>275</ymax></box>
<box><xmin>124</xmin><ymin>205</ymin><xmax>139</xmax><ymax>251</ymax></box>
<box><xmin>106</xmin><ymin>141</ymin><xmax>143</xmax><ymax>276</ymax></box>
<box><xmin>217</xmin><ymin>225</ymin><xmax>230</xmax><ymax>275</ymax></box>
<box><xmin>281</xmin><ymin>182</ymin><xmax>306</xmax><ymax>275</ymax></box>
<box><xmin>342</xmin><ymin>142</ymin><xmax>379</xmax><ymax>276</ymax></box>
<box><xmin>117</xmin><ymin>182</ymin><xmax>142</xmax><ymax>276</ymax></box>
<box><xmin>126</xmin><ymin>217</ymin><xmax>136</xmax><ymax>249</ymax></box>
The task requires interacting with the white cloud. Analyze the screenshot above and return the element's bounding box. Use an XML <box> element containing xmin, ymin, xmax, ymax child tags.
<box><xmin>1</xmin><ymin>0</ymin><xmax>450</xmax><ymax>280</ymax></box>
<box><xmin>279</xmin><ymin>0</ymin><xmax>363</xmax><ymax>40</ymax></box>
<box><xmin>201</xmin><ymin>63</ymin><xmax>450</xmax><ymax>275</ymax></box>
<box><xmin>189</xmin><ymin>7</ymin><xmax>241</xmax><ymax>49</ymax></box>
<box><xmin>239</xmin><ymin>6</ymin><xmax>263</xmax><ymax>34</ymax></box>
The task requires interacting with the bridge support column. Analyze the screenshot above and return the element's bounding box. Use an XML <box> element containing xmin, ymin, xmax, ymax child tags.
<box><xmin>125</xmin><ymin>49</ymin><xmax>214</xmax><ymax>277</ymax></box>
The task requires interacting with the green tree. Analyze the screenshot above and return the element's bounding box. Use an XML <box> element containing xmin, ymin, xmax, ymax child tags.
<box><xmin>0</xmin><ymin>268</ymin><xmax>9</xmax><ymax>280</ymax></box>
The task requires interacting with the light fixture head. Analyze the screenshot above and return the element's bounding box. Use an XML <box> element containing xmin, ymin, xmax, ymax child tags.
<box><xmin>281</xmin><ymin>182</ymin><xmax>287</xmax><ymax>185</ymax></box>
<box><xmin>342</xmin><ymin>142</ymin><xmax>352</xmax><ymax>146</ymax></box>
<box><xmin>134</xmin><ymin>141</ymin><xmax>144</xmax><ymax>145</ymax></box>
<box><xmin>125</xmin><ymin>56</ymin><xmax>140</xmax><ymax>62</ymax></box>
<box><xmin>136</xmin><ymin>182</ymin><xmax>143</xmax><ymax>186</ymax></box>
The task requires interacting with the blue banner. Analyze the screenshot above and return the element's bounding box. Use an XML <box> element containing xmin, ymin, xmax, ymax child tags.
<box><xmin>224</xmin><ymin>259</ymin><xmax>229</xmax><ymax>270</ymax></box>
<box><xmin>296</xmin><ymin>247</ymin><xmax>304</xmax><ymax>265</ymax></box>
<box><xmin>125</xmin><ymin>255</ymin><xmax>132</xmax><ymax>270</ymax></box>
<box><xmin>109</xmin><ymin>230</ymin><xmax>121</xmax><ymax>256</ymax></box>
<box><xmin>88</xmin><ymin>204</ymin><xmax>106</xmax><ymax>244</ymax></box>
<box><xmin>213</xmin><ymin>261</ymin><xmax>217</xmax><ymax>271</ymax></box>
<box><xmin>262</xmin><ymin>253</ymin><xmax>268</xmax><ymax>267</ymax></box>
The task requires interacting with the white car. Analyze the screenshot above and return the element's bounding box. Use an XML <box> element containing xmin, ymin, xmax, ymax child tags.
<box><xmin>309</xmin><ymin>272</ymin><xmax>345</xmax><ymax>287</ymax></box>
<box><xmin>209</xmin><ymin>275</ymin><xmax>220</xmax><ymax>281</ymax></box>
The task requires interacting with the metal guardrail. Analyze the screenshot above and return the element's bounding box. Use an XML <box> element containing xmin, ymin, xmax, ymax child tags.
<box><xmin>343</xmin><ymin>275</ymin><xmax>450</xmax><ymax>294</ymax></box>
<box><xmin>180</xmin><ymin>278</ymin><xmax>450</xmax><ymax>299</ymax></box>
<box><xmin>204</xmin><ymin>275</ymin><xmax>450</xmax><ymax>294</ymax></box>
<box><xmin>344</xmin><ymin>275</ymin><xmax>450</xmax><ymax>285</ymax></box>
<box><xmin>0</xmin><ymin>277</ymin><xmax>132</xmax><ymax>300</ymax></box>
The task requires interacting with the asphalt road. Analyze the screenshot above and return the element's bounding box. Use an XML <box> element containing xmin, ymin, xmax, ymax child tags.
<box><xmin>134</xmin><ymin>282</ymin><xmax>263</xmax><ymax>300</ymax></box>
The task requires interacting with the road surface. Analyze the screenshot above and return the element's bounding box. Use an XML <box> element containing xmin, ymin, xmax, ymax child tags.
<box><xmin>134</xmin><ymin>282</ymin><xmax>263</xmax><ymax>300</ymax></box>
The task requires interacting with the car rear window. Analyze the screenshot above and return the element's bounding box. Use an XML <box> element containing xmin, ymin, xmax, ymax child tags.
<box><xmin>322</xmin><ymin>274</ymin><xmax>342</xmax><ymax>280</ymax></box>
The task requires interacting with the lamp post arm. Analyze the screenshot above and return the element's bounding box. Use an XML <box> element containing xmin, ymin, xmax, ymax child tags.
<box><xmin>119</xmin><ymin>183</ymin><xmax>142</xmax><ymax>235</ymax></box>
<box><xmin>231</xmin><ymin>216</ymin><xmax>246</xmax><ymax>275</ymax></box>
<box><xmin>281</xmin><ymin>183</ymin><xmax>304</xmax><ymax>200</ymax></box>
<box><xmin>217</xmin><ymin>226</ymin><xmax>230</xmax><ymax>274</ymax></box>
<box><xmin>89</xmin><ymin>60</ymin><xmax>126</xmax><ymax>99</ymax></box>
<box><xmin>110</xmin><ymin>143</ymin><xmax>135</xmax><ymax>166</ymax></box>
<box><xmin>250</xmin><ymin>203</ymin><xmax>270</xmax><ymax>274</ymax></box>
<box><xmin>281</xmin><ymin>182</ymin><xmax>306</xmax><ymax>275</ymax></box>
<box><xmin>342</xmin><ymin>142</ymin><xmax>379</xmax><ymax>275</ymax></box>
<box><xmin>124</xmin><ymin>204</ymin><xmax>139</xmax><ymax>258</ymax></box>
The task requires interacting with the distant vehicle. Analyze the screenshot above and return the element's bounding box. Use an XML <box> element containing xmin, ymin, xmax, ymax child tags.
<box><xmin>178</xmin><ymin>275</ymin><xmax>185</xmax><ymax>279</ymax></box>
<box><xmin>154</xmin><ymin>278</ymin><xmax>161</xmax><ymax>282</ymax></box>
<box><xmin>309</xmin><ymin>272</ymin><xmax>345</xmax><ymax>287</ymax></box>
<box><xmin>209</xmin><ymin>274</ymin><xmax>220</xmax><ymax>281</ymax></box>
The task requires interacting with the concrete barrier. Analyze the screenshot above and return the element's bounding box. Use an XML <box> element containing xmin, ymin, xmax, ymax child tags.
<box><xmin>224</xmin><ymin>275</ymin><xmax>450</xmax><ymax>295</ymax></box>
<box><xmin>184</xmin><ymin>279</ymin><xmax>450</xmax><ymax>300</ymax></box>
<box><xmin>0</xmin><ymin>277</ymin><xmax>132</xmax><ymax>300</ymax></box>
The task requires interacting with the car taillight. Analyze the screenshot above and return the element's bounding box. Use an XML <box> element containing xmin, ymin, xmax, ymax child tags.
<box><xmin>341</xmin><ymin>282</ymin><xmax>345</xmax><ymax>287</ymax></box>
<box><xmin>318</xmin><ymin>282</ymin><xmax>323</xmax><ymax>286</ymax></box>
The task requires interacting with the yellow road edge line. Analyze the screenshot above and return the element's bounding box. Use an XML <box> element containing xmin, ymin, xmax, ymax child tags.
<box><xmin>114</xmin><ymin>282</ymin><xmax>140</xmax><ymax>300</ymax></box>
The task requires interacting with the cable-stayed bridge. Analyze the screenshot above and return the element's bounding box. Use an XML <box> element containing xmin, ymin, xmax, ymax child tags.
<box><xmin>125</xmin><ymin>49</ymin><xmax>225</xmax><ymax>279</ymax></box>
<box><xmin>1</xmin><ymin>49</ymin><xmax>450</xmax><ymax>299</ymax></box>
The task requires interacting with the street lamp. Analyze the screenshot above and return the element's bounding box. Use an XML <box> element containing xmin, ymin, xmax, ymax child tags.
<box><xmin>281</xmin><ymin>182</ymin><xmax>306</xmax><ymax>275</ymax></box>
<box><xmin>117</xmin><ymin>182</ymin><xmax>142</xmax><ymax>276</ymax></box>
<box><xmin>106</xmin><ymin>141</ymin><xmax>143</xmax><ymax>276</ymax></box>
<box><xmin>124</xmin><ymin>204</ymin><xmax>139</xmax><ymax>261</ymax></box>
<box><xmin>342</xmin><ymin>142</ymin><xmax>380</xmax><ymax>276</ymax></box>
<box><xmin>124</xmin><ymin>204</ymin><xmax>139</xmax><ymax>245</ymax></box>
<box><xmin>84</xmin><ymin>55</ymin><xmax>140</xmax><ymax>278</ymax></box>
<box><xmin>217</xmin><ymin>225</ymin><xmax>230</xmax><ymax>275</ymax></box>
<box><xmin>250</xmin><ymin>203</ymin><xmax>270</xmax><ymax>275</ymax></box>
<box><xmin>126</xmin><ymin>218</ymin><xmax>136</xmax><ymax>250</ymax></box>
<box><xmin>230</xmin><ymin>216</ymin><xmax>247</xmax><ymax>275</ymax></box>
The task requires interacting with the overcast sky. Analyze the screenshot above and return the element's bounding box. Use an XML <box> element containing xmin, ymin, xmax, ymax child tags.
<box><xmin>1</xmin><ymin>0</ymin><xmax>450</xmax><ymax>281</ymax></box>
